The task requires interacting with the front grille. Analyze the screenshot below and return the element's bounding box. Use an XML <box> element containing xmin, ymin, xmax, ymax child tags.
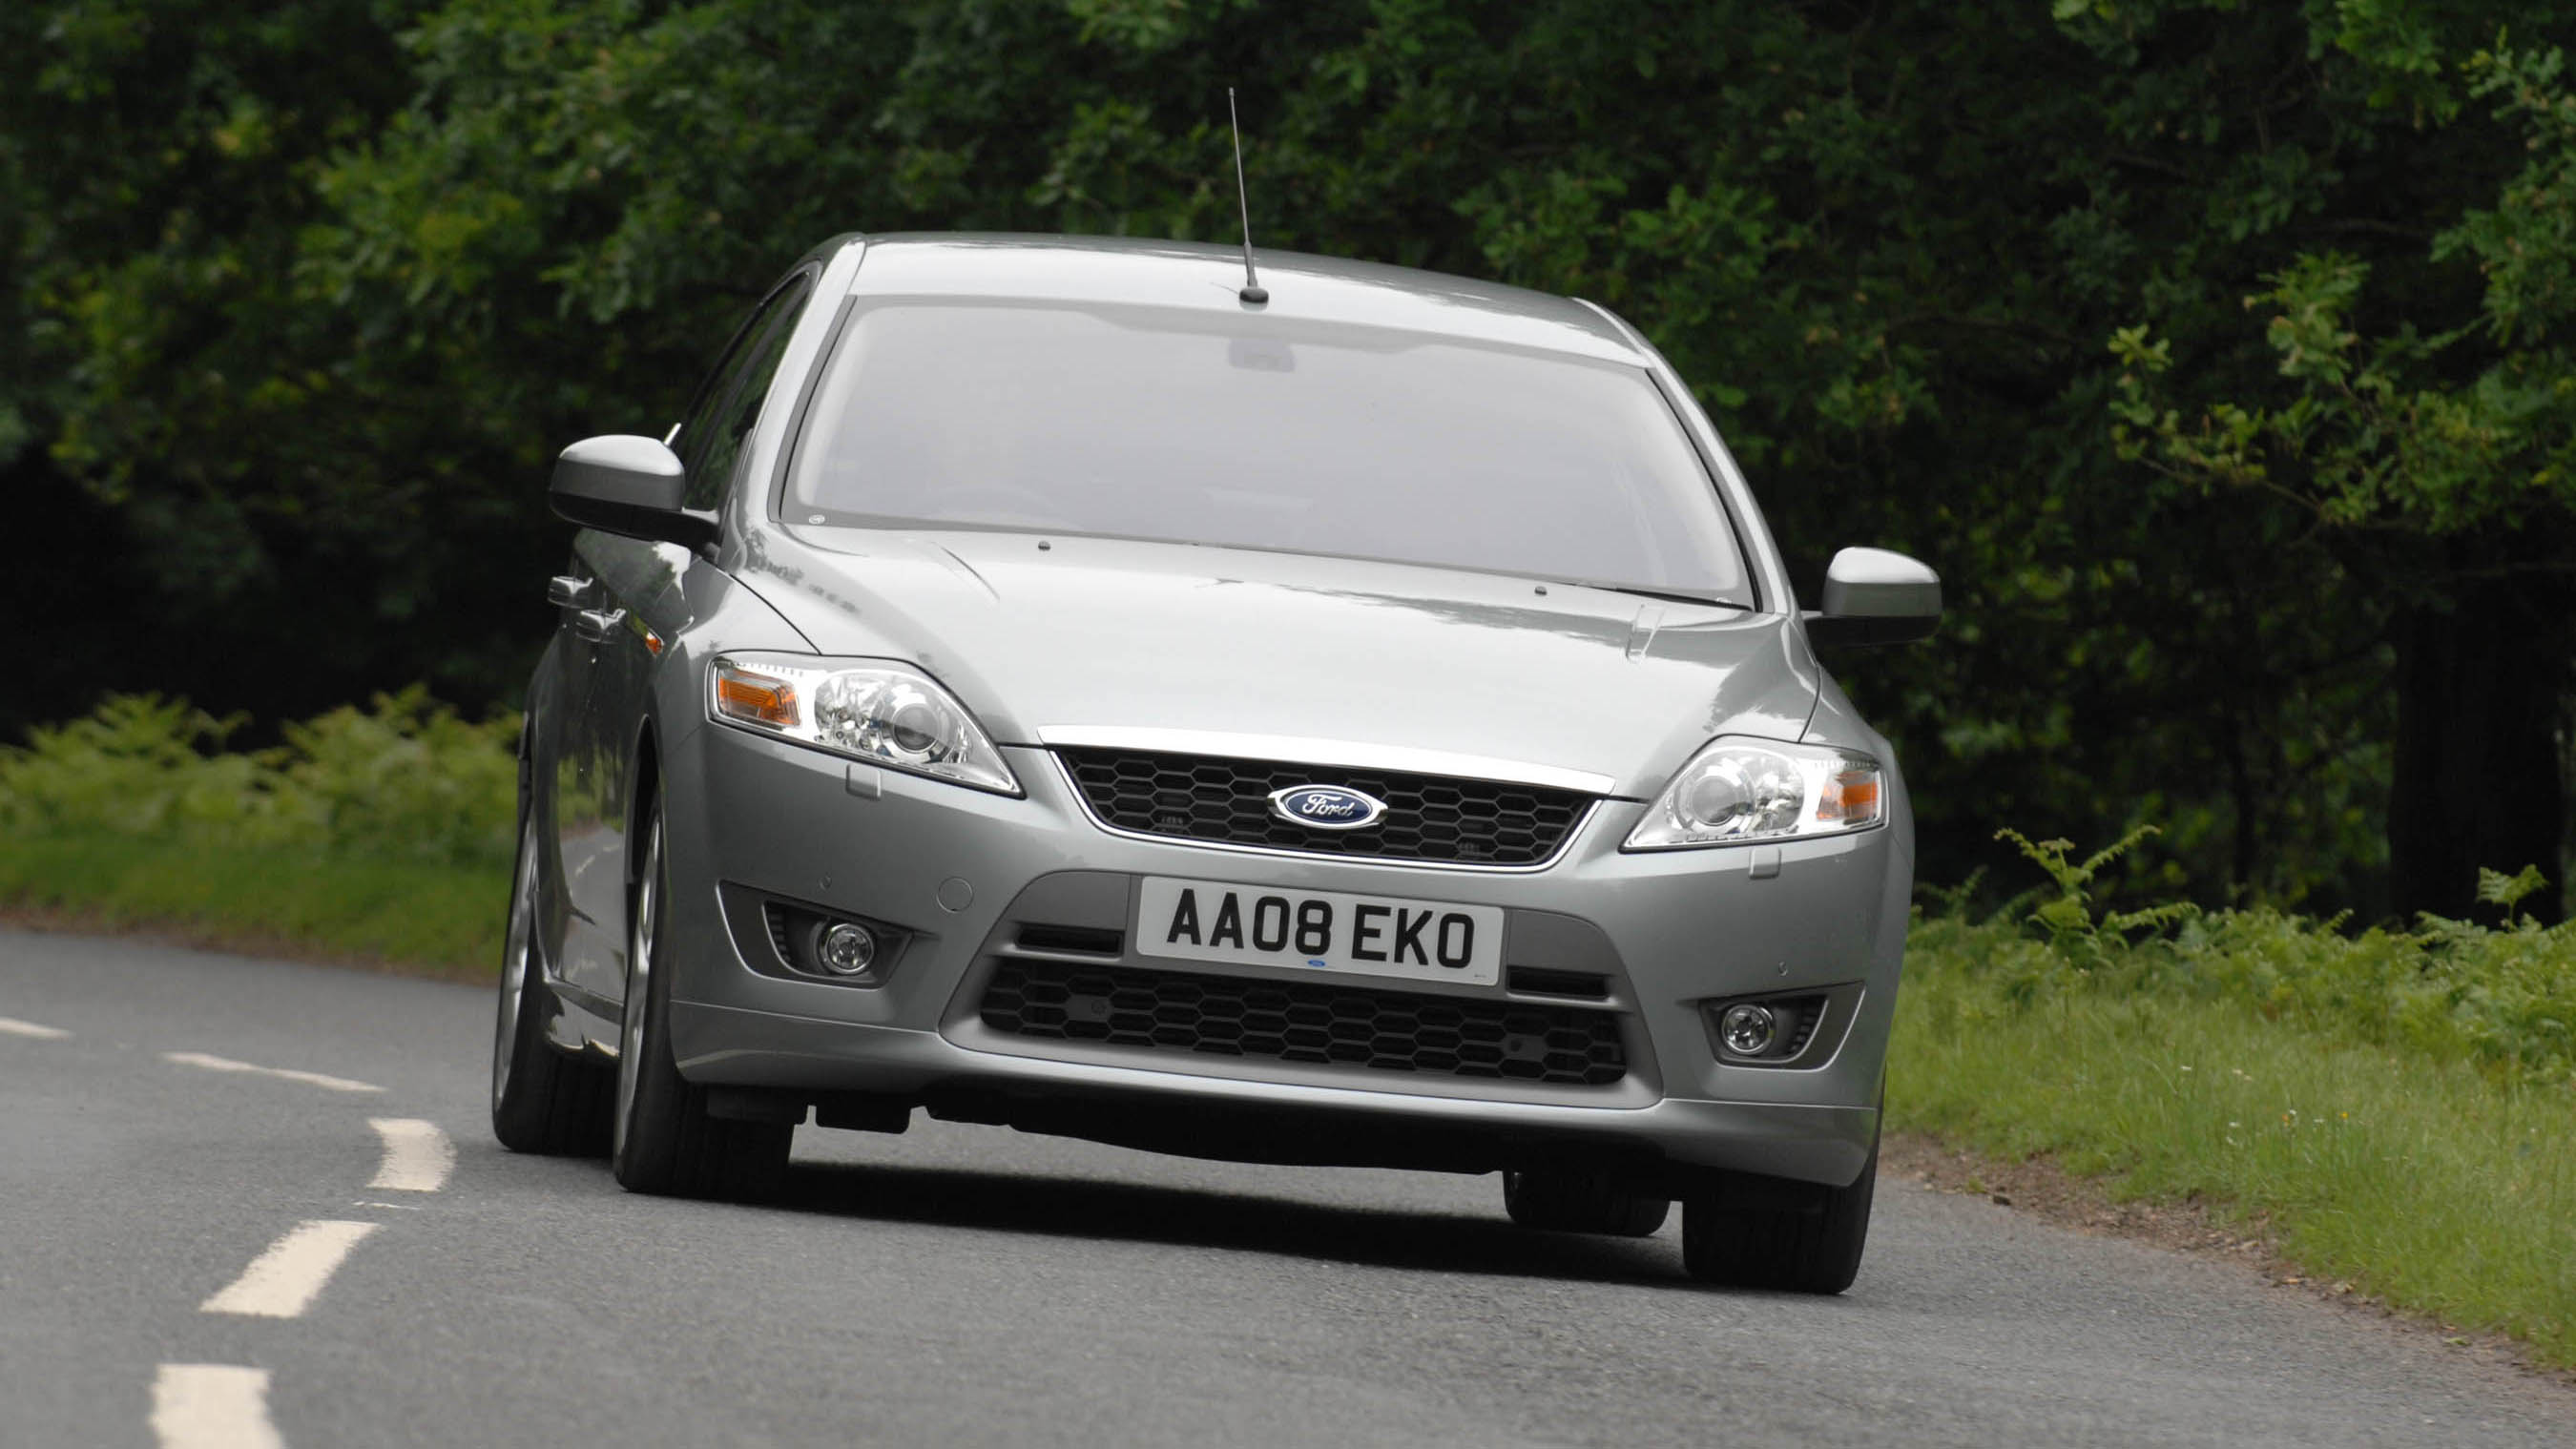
<box><xmin>1055</xmin><ymin>747</ymin><xmax>1590</xmax><ymax>866</ymax></box>
<box><xmin>979</xmin><ymin>959</ymin><xmax>1628</xmax><ymax>1087</ymax></box>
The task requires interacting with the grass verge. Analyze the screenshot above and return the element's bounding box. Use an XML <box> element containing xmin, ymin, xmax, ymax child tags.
<box><xmin>0</xmin><ymin>832</ymin><xmax>503</xmax><ymax>979</ymax></box>
<box><xmin>1894</xmin><ymin>923</ymin><xmax>2576</xmax><ymax>1372</ymax></box>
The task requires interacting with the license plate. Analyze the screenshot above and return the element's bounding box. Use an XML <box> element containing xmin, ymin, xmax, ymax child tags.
<box><xmin>1134</xmin><ymin>876</ymin><xmax>1503</xmax><ymax>986</ymax></box>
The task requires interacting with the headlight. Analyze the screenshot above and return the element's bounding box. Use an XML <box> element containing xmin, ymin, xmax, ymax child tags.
<box><xmin>1623</xmin><ymin>737</ymin><xmax>1882</xmax><ymax>850</ymax></box>
<box><xmin>708</xmin><ymin>653</ymin><xmax>1020</xmax><ymax>795</ymax></box>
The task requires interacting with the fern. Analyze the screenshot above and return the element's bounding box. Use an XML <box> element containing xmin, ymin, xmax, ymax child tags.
<box><xmin>1994</xmin><ymin>824</ymin><xmax>2194</xmax><ymax>967</ymax></box>
<box><xmin>1917</xmin><ymin>865</ymin><xmax>1989</xmax><ymax>920</ymax></box>
<box><xmin>2476</xmin><ymin>864</ymin><xmax>2551</xmax><ymax>920</ymax></box>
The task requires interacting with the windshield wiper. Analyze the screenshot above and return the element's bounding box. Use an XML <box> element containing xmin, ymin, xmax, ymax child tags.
<box><xmin>1550</xmin><ymin>579</ymin><xmax>1752</xmax><ymax>611</ymax></box>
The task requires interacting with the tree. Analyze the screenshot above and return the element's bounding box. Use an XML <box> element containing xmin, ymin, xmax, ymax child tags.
<box><xmin>2111</xmin><ymin>37</ymin><xmax>2576</xmax><ymax>921</ymax></box>
<box><xmin>9</xmin><ymin>0</ymin><xmax>2571</xmax><ymax>917</ymax></box>
<box><xmin>0</xmin><ymin>0</ymin><xmax>435</xmax><ymax>735</ymax></box>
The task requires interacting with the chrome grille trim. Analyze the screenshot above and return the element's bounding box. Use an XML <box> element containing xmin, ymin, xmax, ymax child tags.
<box><xmin>1033</xmin><ymin>725</ymin><xmax>1619</xmax><ymax>796</ymax></box>
<box><xmin>1048</xmin><ymin>753</ymin><xmax>1599</xmax><ymax>873</ymax></box>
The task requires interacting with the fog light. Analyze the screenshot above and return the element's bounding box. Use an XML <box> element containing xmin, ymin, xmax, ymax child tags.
<box><xmin>818</xmin><ymin>922</ymin><xmax>877</xmax><ymax>976</ymax></box>
<box><xmin>1719</xmin><ymin>1003</ymin><xmax>1778</xmax><ymax>1057</ymax></box>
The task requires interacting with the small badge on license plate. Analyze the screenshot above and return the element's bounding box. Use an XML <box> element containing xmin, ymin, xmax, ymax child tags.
<box><xmin>1134</xmin><ymin>876</ymin><xmax>1503</xmax><ymax>986</ymax></box>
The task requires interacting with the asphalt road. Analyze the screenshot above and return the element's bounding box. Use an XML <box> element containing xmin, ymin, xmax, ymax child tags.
<box><xmin>5</xmin><ymin>926</ymin><xmax>2571</xmax><ymax>1448</ymax></box>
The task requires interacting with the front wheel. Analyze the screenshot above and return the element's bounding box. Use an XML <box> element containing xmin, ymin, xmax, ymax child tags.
<box><xmin>1681</xmin><ymin>1133</ymin><xmax>1878</xmax><ymax>1294</ymax></box>
<box><xmin>491</xmin><ymin>813</ymin><xmax>612</xmax><ymax>1155</ymax></box>
<box><xmin>610</xmin><ymin>798</ymin><xmax>791</xmax><ymax>1200</ymax></box>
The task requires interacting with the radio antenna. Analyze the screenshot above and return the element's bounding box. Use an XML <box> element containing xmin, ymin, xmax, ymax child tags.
<box><xmin>1227</xmin><ymin>88</ymin><xmax>1267</xmax><ymax>304</ymax></box>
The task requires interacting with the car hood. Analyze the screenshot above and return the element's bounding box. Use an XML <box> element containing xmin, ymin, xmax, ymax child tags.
<box><xmin>735</xmin><ymin>527</ymin><xmax>1820</xmax><ymax>798</ymax></box>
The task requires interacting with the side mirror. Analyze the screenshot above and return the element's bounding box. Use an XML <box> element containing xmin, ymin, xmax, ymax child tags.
<box><xmin>548</xmin><ymin>435</ymin><xmax>717</xmax><ymax>549</ymax></box>
<box><xmin>1804</xmin><ymin>547</ymin><xmax>1942</xmax><ymax>648</ymax></box>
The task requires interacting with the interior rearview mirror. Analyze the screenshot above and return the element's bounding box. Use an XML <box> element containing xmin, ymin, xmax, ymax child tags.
<box><xmin>548</xmin><ymin>435</ymin><xmax>717</xmax><ymax>549</ymax></box>
<box><xmin>1804</xmin><ymin>547</ymin><xmax>1942</xmax><ymax>648</ymax></box>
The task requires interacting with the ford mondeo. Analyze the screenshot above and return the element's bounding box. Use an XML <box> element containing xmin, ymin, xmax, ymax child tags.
<box><xmin>489</xmin><ymin>233</ymin><xmax>1942</xmax><ymax>1293</ymax></box>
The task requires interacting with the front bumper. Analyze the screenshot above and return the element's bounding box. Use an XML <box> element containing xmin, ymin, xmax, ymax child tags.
<box><xmin>657</xmin><ymin>723</ymin><xmax>1911</xmax><ymax>1187</ymax></box>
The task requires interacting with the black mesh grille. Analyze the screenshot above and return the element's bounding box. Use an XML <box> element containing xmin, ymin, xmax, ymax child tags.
<box><xmin>979</xmin><ymin>959</ymin><xmax>1628</xmax><ymax>1087</ymax></box>
<box><xmin>1056</xmin><ymin>748</ymin><xmax>1590</xmax><ymax>865</ymax></box>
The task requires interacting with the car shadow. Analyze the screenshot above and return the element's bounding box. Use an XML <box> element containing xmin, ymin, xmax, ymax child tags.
<box><xmin>766</xmin><ymin>1158</ymin><xmax>1699</xmax><ymax>1290</ymax></box>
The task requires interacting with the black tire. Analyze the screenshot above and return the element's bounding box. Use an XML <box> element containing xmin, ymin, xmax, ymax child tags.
<box><xmin>1503</xmin><ymin>1169</ymin><xmax>1672</xmax><ymax>1236</ymax></box>
<box><xmin>610</xmin><ymin>798</ymin><xmax>792</xmax><ymax>1201</ymax></box>
<box><xmin>491</xmin><ymin>812</ymin><xmax>613</xmax><ymax>1155</ymax></box>
<box><xmin>1681</xmin><ymin>1133</ymin><xmax>1879</xmax><ymax>1294</ymax></box>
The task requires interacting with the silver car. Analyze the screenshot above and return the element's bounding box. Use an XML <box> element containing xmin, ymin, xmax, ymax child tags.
<box><xmin>490</xmin><ymin>233</ymin><xmax>1941</xmax><ymax>1294</ymax></box>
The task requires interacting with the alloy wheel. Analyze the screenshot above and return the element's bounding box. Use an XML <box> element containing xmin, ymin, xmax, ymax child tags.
<box><xmin>613</xmin><ymin>814</ymin><xmax>662</xmax><ymax>1163</ymax></box>
<box><xmin>491</xmin><ymin>822</ymin><xmax>540</xmax><ymax>1112</ymax></box>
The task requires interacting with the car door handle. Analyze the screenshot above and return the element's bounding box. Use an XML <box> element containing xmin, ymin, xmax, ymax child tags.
<box><xmin>548</xmin><ymin>575</ymin><xmax>594</xmax><ymax>610</ymax></box>
<box><xmin>573</xmin><ymin>608</ymin><xmax>626</xmax><ymax>643</ymax></box>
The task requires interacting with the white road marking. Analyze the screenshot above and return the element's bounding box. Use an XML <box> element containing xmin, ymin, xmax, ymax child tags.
<box><xmin>0</xmin><ymin>1015</ymin><xmax>72</xmax><ymax>1040</ymax></box>
<box><xmin>364</xmin><ymin>1118</ymin><xmax>453</xmax><ymax>1192</ymax></box>
<box><xmin>200</xmin><ymin>1220</ymin><xmax>380</xmax><ymax>1318</ymax></box>
<box><xmin>150</xmin><ymin>1364</ymin><xmax>285</xmax><ymax>1449</ymax></box>
<box><xmin>162</xmin><ymin>1051</ymin><xmax>382</xmax><ymax>1094</ymax></box>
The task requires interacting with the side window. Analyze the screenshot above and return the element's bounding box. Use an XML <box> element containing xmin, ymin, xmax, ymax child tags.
<box><xmin>670</xmin><ymin>307</ymin><xmax>765</xmax><ymax>469</ymax></box>
<box><xmin>677</xmin><ymin>275</ymin><xmax>815</xmax><ymax>511</ymax></box>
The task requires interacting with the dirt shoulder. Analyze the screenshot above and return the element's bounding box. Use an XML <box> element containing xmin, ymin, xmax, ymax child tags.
<box><xmin>1880</xmin><ymin>1130</ymin><xmax>2567</xmax><ymax>1387</ymax></box>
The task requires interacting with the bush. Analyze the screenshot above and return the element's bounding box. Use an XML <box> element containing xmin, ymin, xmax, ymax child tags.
<box><xmin>0</xmin><ymin>689</ymin><xmax>518</xmax><ymax>867</ymax></box>
<box><xmin>1943</xmin><ymin>831</ymin><xmax>2576</xmax><ymax>1086</ymax></box>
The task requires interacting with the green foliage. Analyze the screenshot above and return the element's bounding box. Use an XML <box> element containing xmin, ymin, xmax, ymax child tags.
<box><xmin>1931</xmin><ymin>850</ymin><xmax>2576</xmax><ymax>1087</ymax></box>
<box><xmin>1995</xmin><ymin>824</ymin><xmax>2197</xmax><ymax>967</ymax></box>
<box><xmin>0</xmin><ymin>690</ymin><xmax>517</xmax><ymax>866</ymax></box>
<box><xmin>271</xmin><ymin>689</ymin><xmax>520</xmax><ymax>863</ymax></box>
<box><xmin>1893</xmin><ymin>921</ymin><xmax>2576</xmax><ymax>1370</ymax></box>
<box><xmin>2097</xmin><ymin>35</ymin><xmax>2576</xmax><ymax>925</ymax></box>
<box><xmin>8</xmin><ymin>0</ymin><xmax>2576</xmax><ymax>918</ymax></box>
<box><xmin>0</xmin><ymin>833</ymin><xmax>504</xmax><ymax>974</ymax></box>
<box><xmin>2107</xmin><ymin>32</ymin><xmax>2576</xmax><ymax>541</ymax></box>
<box><xmin>2479</xmin><ymin>863</ymin><xmax>2552</xmax><ymax>914</ymax></box>
<box><xmin>0</xmin><ymin>696</ymin><xmax>263</xmax><ymax>838</ymax></box>
<box><xmin>2162</xmin><ymin>906</ymin><xmax>2576</xmax><ymax>1087</ymax></box>
<box><xmin>2111</xmin><ymin>213</ymin><xmax>2576</xmax><ymax>533</ymax></box>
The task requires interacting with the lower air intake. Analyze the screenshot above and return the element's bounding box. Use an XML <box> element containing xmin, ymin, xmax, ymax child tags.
<box><xmin>978</xmin><ymin>959</ymin><xmax>1627</xmax><ymax>1087</ymax></box>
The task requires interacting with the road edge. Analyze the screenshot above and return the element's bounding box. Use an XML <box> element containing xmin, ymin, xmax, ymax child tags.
<box><xmin>1880</xmin><ymin>1130</ymin><xmax>2573</xmax><ymax>1389</ymax></box>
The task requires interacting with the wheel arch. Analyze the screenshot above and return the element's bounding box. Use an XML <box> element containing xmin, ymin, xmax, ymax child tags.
<box><xmin>623</xmin><ymin>714</ymin><xmax>665</xmax><ymax>897</ymax></box>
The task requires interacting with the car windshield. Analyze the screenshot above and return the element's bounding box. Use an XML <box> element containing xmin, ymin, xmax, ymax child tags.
<box><xmin>785</xmin><ymin>301</ymin><xmax>1753</xmax><ymax>603</ymax></box>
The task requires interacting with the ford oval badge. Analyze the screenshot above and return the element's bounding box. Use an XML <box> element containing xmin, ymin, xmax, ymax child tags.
<box><xmin>1267</xmin><ymin>784</ymin><xmax>1388</xmax><ymax>831</ymax></box>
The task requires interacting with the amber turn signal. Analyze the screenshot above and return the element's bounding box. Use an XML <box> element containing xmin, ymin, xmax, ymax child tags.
<box><xmin>715</xmin><ymin>668</ymin><xmax>799</xmax><ymax>728</ymax></box>
<box><xmin>1821</xmin><ymin>768</ymin><xmax>1881</xmax><ymax>826</ymax></box>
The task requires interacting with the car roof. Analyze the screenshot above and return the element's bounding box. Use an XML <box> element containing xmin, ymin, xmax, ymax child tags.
<box><xmin>840</xmin><ymin>233</ymin><xmax>1647</xmax><ymax>365</ymax></box>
